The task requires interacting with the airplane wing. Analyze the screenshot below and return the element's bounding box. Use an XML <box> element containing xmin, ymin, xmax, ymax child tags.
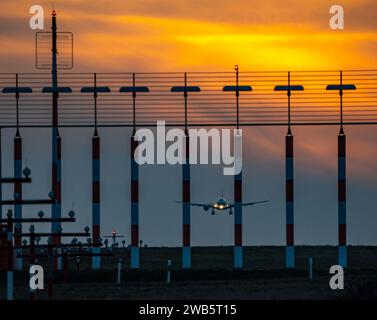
<box><xmin>241</xmin><ymin>200</ymin><xmax>269</xmax><ymax>207</ymax></box>
<box><xmin>174</xmin><ymin>201</ymin><xmax>213</xmax><ymax>208</ymax></box>
<box><xmin>228</xmin><ymin>200</ymin><xmax>269</xmax><ymax>208</ymax></box>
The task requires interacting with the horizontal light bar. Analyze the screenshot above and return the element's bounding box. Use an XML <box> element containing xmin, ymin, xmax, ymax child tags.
<box><xmin>17</xmin><ymin>252</ymin><xmax>113</xmax><ymax>258</ymax></box>
<box><xmin>223</xmin><ymin>85</ymin><xmax>252</xmax><ymax>92</ymax></box>
<box><xmin>0</xmin><ymin>177</ymin><xmax>31</xmax><ymax>183</ymax></box>
<box><xmin>104</xmin><ymin>235</ymin><xmax>125</xmax><ymax>238</ymax></box>
<box><xmin>42</xmin><ymin>87</ymin><xmax>72</xmax><ymax>93</ymax></box>
<box><xmin>326</xmin><ymin>84</ymin><xmax>356</xmax><ymax>90</ymax></box>
<box><xmin>0</xmin><ymin>217</ymin><xmax>75</xmax><ymax>223</ymax></box>
<box><xmin>17</xmin><ymin>232</ymin><xmax>90</xmax><ymax>237</ymax></box>
<box><xmin>120</xmin><ymin>86</ymin><xmax>149</xmax><ymax>93</ymax></box>
<box><xmin>80</xmin><ymin>86</ymin><xmax>111</xmax><ymax>93</ymax></box>
<box><xmin>2</xmin><ymin>87</ymin><xmax>32</xmax><ymax>94</ymax></box>
<box><xmin>171</xmin><ymin>86</ymin><xmax>201</xmax><ymax>92</ymax></box>
<box><xmin>15</xmin><ymin>243</ymin><xmax>102</xmax><ymax>249</ymax></box>
<box><xmin>0</xmin><ymin>199</ymin><xmax>55</xmax><ymax>205</ymax></box>
<box><xmin>274</xmin><ymin>85</ymin><xmax>304</xmax><ymax>91</ymax></box>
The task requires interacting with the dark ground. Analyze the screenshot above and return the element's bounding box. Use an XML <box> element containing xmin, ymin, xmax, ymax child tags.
<box><xmin>1</xmin><ymin>246</ymin><xmax>377</xmax><ymax>300</ymax></box>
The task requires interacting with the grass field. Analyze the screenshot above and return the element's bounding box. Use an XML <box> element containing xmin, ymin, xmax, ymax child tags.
<box><xmin>1</xmin><ymin>246</ymin><xmax>377</xmax><ymax>300</ymax></box>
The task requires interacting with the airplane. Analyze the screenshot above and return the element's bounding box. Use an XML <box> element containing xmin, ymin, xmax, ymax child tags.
<box><xmin>104</xmin><ymin>229</ymin><xmax>125</xmax><ymax>245</ymax></box>
<box><xmin>175</xmin><ymin>195</ymin><xmax>269</xmax><ymax>215</ymax></box>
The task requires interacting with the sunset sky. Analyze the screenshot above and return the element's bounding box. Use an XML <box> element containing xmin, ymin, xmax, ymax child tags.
<box><xmin>1</xmin><ymin>0</ymin><xmax>377</xmax><ymax>71</ymax></box>
<box><xmin>0</xmin><ymin>0</ymin><xmax>376</xmax><ymax>247</ymax></box>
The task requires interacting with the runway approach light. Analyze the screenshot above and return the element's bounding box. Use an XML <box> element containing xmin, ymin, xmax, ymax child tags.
<box><xmin>42</xmin><ymin>87</ymin><xmax>72</xmax><ymax>93</ymax></box>
<box><xmin>80</xmin><ymin>87</ymin><xmax>111</xmax><ymax>93</ymax></box>
<box><xmin>274</xmin><ymin>85</ymin><xmax>304</xmax><ymax>92</ymax></box>
<box><xmin>171</xmin><ymin>86</ymin><xmax>201</xmax><ymax>92</ymax></box>
<box><xmin>120</xmin><ymin>86</ymin><xmax>149</xmax><ymax>93</ymax></box>
<box><xmin>2</xmin><ymin>87</ymin><xmax>32</xmax><ymax>94</ymax></box>
<box><xmin>223</xmin><ymin>85</ymin><xmax>252</xmax><ymax>92</ymax></box>
<box><xmin>326</xmin><ymin>84</ymin><xmax>356</xmax><ymax>91</ymax></box>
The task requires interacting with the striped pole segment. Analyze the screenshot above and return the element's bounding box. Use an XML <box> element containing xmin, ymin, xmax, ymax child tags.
<box><xmin>14</xmin><ymin>131</ymin><xmax>22</xmax><ymax>270</ymax></box>
<box><xmin>274</xmin><ymin>72</ymin><xmax>304</xmax><ymax>269</ymax></box>
<box><xmin>171</xmin><ymin>74</ymin><xmax>200</xmax><ymax>269</ymax></box>
<box><xmin>223</xmin><ymin>66</ymin><xmax>251</xmax><ymax>269</ymax></box>
<box><xmin>6</xmin><ymin>212</ymin><xmax>14</xmax><ymax>300</ymax></box>
<box><xmin>119</xmin><ymin>76</ymin><xmax>149</xmax><ymax>269</ymax></box>
<box><xmin>50</xmin><ymin>11</ymin><xmax>62</xmax><ymax>271</ymax></box>
<box><xmin>81</xmin><ymin>75</ymin><xmax>112</xmax><ymax>269</ymax></box>
<box><xmin>13</xmin><ymin>73</ymin><xmax>25</xmax><ymax>270</ymax></box>
<box><xmin>81</xmin><ymin>73</ymin><xmax>108</xmax><ymax>269</ymax></box>
<box><xmin>338</xmin><ymin>70</ymin><xmax>347</xmax><ymax>268</ymax></box>
<box><xmin>285</xmin><ymin>131</ymin><xmax>294</xmax><ymax>268</ymax></box>
<box><xmin>235</xmin><ymin>67</ymin><xmax>243</xmax><ymax>269</ymax></box>
<box><xmin>234</xmin><ymin>171</ymin><xmax>243</xmax><ymax>268</ymax></box>
<box><xmin>234</xmin><ymin>66</ymin><xmax>243</xmax><ymax>269</ymax></box>
<box><xmin>92</xmin><ymin>131</ymin><xmax>101</xmax><ymax>268</ymax></box>
<box><xmin>326</xmin><ymin>71</ymin><xmax>356</xmax><ymax>268</ymax></box>
<box><xmin>182</xmin><ymin>130</ymin><xmax>191</xmax><ymax>268</ymax></box>
<box><xmin>1</xmin><ymin>78</ymin><xmax>32</xmax><ymax>222</ymax></box>
<box><xmin>286</xmin><ymin>71</ymin><xmax>294</xmax><ymax>268</ymax></box>
<box><xmin>338</xmin><ymin>131</ymin><xmax>347</xmax><ymax>267</ymax></box>
<box><xmin>53</xmin><ymin>133</ymin><xmax>62</xmax><ymax>270</ymax></box>
<box><xmin>183</xmin><ymin>72</ymin><xmax>191</xmax><ymax>269</ymax></box>
<box><xmin>130</xmin><ymin>135</ymin><xmax>139</xmax><ymax>268</ymax></box>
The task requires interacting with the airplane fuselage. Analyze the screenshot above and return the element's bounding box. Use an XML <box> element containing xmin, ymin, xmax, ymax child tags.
<box><xmin>213</xmin><ymin>198</ymin><xmax>230</xmax><ymax>210</ymax></box>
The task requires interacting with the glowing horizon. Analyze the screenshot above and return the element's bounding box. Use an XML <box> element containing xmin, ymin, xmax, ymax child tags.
<box><xmin>1</xmin><ymin>0</ymin><xmax>377</xmax><ymax>72</ymax></box>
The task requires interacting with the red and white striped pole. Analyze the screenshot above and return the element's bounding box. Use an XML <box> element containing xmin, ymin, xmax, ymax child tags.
<box><xmin>130</xmin><ymin>135</ymin><xmax>139</xmax><ymax>268</ymax></box>
<box><xmin>182</xmin><ymin>130</ymin><xmax>191</xmax><ymax>268</ymax></box>
<box><xmin>92</xmin><ymin>132</ymin><xmax>100</xmax><ymax>268</ymax></box>
<box><xmin>234</xmin><ymin>171</ymin><xmax>243</xmax><ymax>268</ymax></box>
<box><xmin>338</xmin><ymin>129</ymin><xmax>346</xmax><ymax>267</ymax></box>
<box><xmin>14</xmin><ymin>131</ymin><xmax>22</xmax><ymax>270</ymax></box>
<box><xmin>171</xmin><ymin>75</ymin><xmax>201</xmax><ymax>268</ymax></box>
<box><xmin>131</xmin><ymin>73</ymin><xmax>139</xmax><ymax>269</ymax></box>
<box><xmin>54</xmin><ymin>133</ymin><xmax>62</xmax><ymax>271</ymax></box>
<box><xmin>92</xmin><ymin>73</ymin><xmax>101</xmax><ymax>269</ymax></box>
<box><xmin>222</xmin><ymin>66</ymin><xmax>253</xmax><ymax>269</ymax></box>
<box><xmin>326</xmin><ymin>71</ymin><xmax>356</xmax><ymax>267</ymax></box>
<box><xmin>286</xmin><ymin>72</ymin><xmax>294</xmax><ymax>268</ymax></box>
<box><xmin>285</xmin><ymin>131</ymin><xmax>294</xmax><ymax>268</ymax></box>
<box><xmin>80</xmin><ymin>75</ymin><xmax>111</xmax><ymax>269</ymax></box>
<box><xmin>14</xmin><ymin>73</ymin><xmax>23</xmax><ymax>270</ymax></box>
<box><xmin>119</xmin><ymin>76</ymin><xmax>149</xmax><ymax>269</ymax></box>
<box><xmin>275</xmin><ymin>73</ymin><xmax>304</xmax><ymax>268</ymax></box>
<box><xmin>182</xmin><ymin>73</ymin><xmax>191</xmax><ymax>268</ymax></box>
<box><xmin>338</xmin><ymin>71</ymin><xmax>347</xmax><ymax>267</ymax></box>
<box><xmin>234</xmin><ymin>66</ymin><xmax>243</xmax><ymax>268</ymax></box>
